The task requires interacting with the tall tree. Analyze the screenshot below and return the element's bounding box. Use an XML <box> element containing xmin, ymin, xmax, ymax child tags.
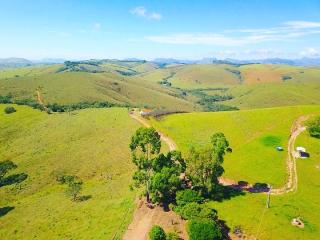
<box><xmin>130</xmin><ymin>127</ymin><xmax>161</xmax><ymax>202</ymax></box>
<box><xmin>186</xmin><ymin>132</ymin><xmax>229</xmax><ymax>195</ymax></box>
<box><xmin>150</xmin><ymin>151</ymin><xmax>186</xmax><ymax>204</ymax></box>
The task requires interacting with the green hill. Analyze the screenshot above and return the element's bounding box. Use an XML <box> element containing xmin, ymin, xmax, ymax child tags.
<box><xmin>0</xmin><ymin>105</ymin><xmax>139</xmax><ymax>239</ymax></box>
<box><xmin>1</xmin><ymin>61</ymin><xmax>320</xmax><ymax>112</ymax></box>
<box><xmin>150</xmin><ymin>105</ymin><xmax>320</xmax><ymax>239</ymax></box>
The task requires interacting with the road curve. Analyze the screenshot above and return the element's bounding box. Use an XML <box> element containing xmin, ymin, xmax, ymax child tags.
<box><xmin>129</xmin><ymin>111</ymin><xmax>309</xmax><ymax>195</ymax></box>
<box><xmin>129</xmin><ymin>112</ymin><xmax>177</xmax><ymax>151</ymax></box>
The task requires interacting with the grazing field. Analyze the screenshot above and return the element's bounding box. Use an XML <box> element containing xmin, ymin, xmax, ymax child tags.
<box><xmin>150</xmin><ymin>105</ymin><xmax>320</xmax><ymax>239</ymax></box>
<box><xmin>0</xmin><ymin>105</ymin><xmax>140</xmax><ymax>240</ymax></box>
<box><xmin>1</xmin><ymin>62</ymin><xmax>320</xmax><ymax>112</ymax></box>
<box><xmin>150</xmin><ymin>105</ymin><xmax>320</xmax><ymax>187</ymax></box>
<box><xmin>0</xmin><ymin>65</ymin><xmax>195</xmax><ymax>112</ymax></box>
<box><xmin>208</xmin><ymin>130</ymin><xmax>320</xmax><ymax>240</ymax></box>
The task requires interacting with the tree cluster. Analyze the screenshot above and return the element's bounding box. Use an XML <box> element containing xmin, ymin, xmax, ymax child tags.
<box><xmin>130</xmin><ymin>129</ymin><xmax>230</xmax><ymax>240</ymax></box>
<box><xmin>130</xmin><ymin>127</ymin><xmax>186</xmax><ymax>204</ymax></box>
<box><xmin>307</xmin><ymin>116</ymin><xmax>320</xmax><ymax>139</ymax></box>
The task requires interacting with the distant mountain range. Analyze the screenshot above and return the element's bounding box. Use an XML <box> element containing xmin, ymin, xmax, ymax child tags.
<box><xmin>152</xmin><ymin>57</ymin><xmax>320</xmax><ymax>66</ymax></box>
<box><xmin>1</xmin><ymin>56</ymin><xmax>320</xmax><ymax>69</ymax></box>
<box><xmin>0</xmin><ymin>58</ymin><xmax>67</xmax><ymax>69</ymax></box>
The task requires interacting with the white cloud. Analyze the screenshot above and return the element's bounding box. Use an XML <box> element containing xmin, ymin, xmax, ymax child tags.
<box><xmin>92</xmin><ymin>22</ymin><xmax>101</xmax><ymax>31</ymax></box>
<box><xmin>131</xmin><ymin>6</ymin><xmax>162</xmax><ymax>20</ymax></box>
<box><xmin>300</xmin><ymin>48</ymin><xmax>320</xmax><ymax>57</ymax></box>
<box><xmin>146</xmin><ymin>21</ymin><xmax>320</xmax><ymax>46</ymax></box>
<box><xmin>284</xmin><ymin>21</ymin><xmax>320</xmax><ymax>29</ymax></box>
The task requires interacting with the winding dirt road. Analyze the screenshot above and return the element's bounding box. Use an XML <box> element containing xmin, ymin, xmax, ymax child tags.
<box><xmin>270</xmin><ymin>115</ymin><xmax>309</xmax><ymax>195</ymax></box>
<box><xmin>125</xmin><ymin>111</ymin><xmax>309</xmax><ymax>239</ymax></box>
<box><xmin>129</xmin><ymin>111</ymin><xmax>177</xmax><ymax>151</ymax></box>
<box><xmin>129</xmin><ymin>111</ymin><xmax>309</xmax><ymax>194</ymax></box>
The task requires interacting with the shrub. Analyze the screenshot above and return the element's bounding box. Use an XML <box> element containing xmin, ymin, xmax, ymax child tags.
<box><xmin>4</xmin><ymin>106</ymin><xmax>16</xmax><ymax>114</ymax></box>
<box><xmin>187</xmin><ymin>219</ymin><xmax>222</xmax><ymax>240</ymax></box>
<box><xmin>307</xmin><ymin>116</ymin><xmax>320</xmax><ymax>139</ymax></box>
<box><xmin>149</xmin><ymin>225</ymin><xmax>166</xmax><ymax>240</ymax></box>
<box><xmin>177</xmin><ymin>202</ymin><xmax>217</xmax><ymax>220</ymax></box>
<box><xmin>166</xmin><ymin>231</ymin><xmax>179</xmax><ymax>240</ymax></box>
<box><xmin>176</xmin><ymin>189</ymin><xmax>204</xmax><ymax>207</ymax></box>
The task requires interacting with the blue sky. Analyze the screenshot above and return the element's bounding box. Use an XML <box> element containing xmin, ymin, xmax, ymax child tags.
<box><xmin>1</xmin><ymin>0</ymin><xmax>320</xmax><ymax>60</ymax></box>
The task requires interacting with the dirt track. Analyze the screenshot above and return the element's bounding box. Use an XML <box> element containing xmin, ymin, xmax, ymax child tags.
<box><xmin>129</xmin><ymin>111</ymin><xmax>309</xmax><ymax>195</ymax></box>
<box><xmin>129</xmin><ymin>112</ymin><xmax>177</xmax><ymax>151</ymax></box>
<box><xmin>123</xmin><ymin>200</ymin><xmax>188</xmax><ymax>240</ymax></box>
<box><xmin>125</xmin><ymin>112</ymin><xmax>309</xmax><ymax>239</ymax></box>
<box><xmin>270</xmin><ymin>115</ymin><xmax>309</xmax><ymax>195</ymax></box>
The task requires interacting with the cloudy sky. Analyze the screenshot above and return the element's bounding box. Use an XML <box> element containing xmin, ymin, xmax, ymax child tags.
<box><xmin>1</xmin><ymin>0</ymin><xmax>320</xmax><ymax>60</ymax></box>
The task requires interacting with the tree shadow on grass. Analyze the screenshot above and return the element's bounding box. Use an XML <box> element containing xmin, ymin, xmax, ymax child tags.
<box><xmin>210</xmin><ymin>184</ymin><xmax>246</xmax><ymax>202</ymax></box>
<box><xmin>0</xmin><ymin>206</ymin><xmax>15</xmax><ymax>217</ymax></box>
<box><xmin>0</xmin><ymin>173</ymin><xmax>28</xmax><ymax>187</ymax></box>
<box><xmin>217</xmin><ymin>219</ymin><xmax>232</xmax><ymax>240</ymax></box>
<box><xmin>77</xmin><ymin>195</ymin><xmax>92</xmax><ymax>202</ymax></box>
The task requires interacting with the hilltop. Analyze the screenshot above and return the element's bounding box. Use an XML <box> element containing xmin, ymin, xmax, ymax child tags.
<box><xmin>1</xmin><ymin>60</ymin><xmax>320</xmax><ymax>112</ymax></box>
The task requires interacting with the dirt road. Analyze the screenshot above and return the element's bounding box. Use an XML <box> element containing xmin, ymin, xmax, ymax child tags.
<box><xmin>129</xmin><ymin>112</ymin><xmax>177</xmax><ymax>151</ymax></box>
<box><xmin>125</xmin><ymin>112</ymin><xmax>309</xmax><ymax>239</ymax></box>
<box><xmin>123</xmin><ymin>200</ymin><xmax>188</xmax><ymax>240</ymax></box>
<box><xmin>130</xmin><ymin>111</ymin><xmax>309</xmax><ymax>195</ymax></box>
<box><xmin>270</xmin><ymin>115</ymin><xmax>309</xmax><ymax>195</ymax></box>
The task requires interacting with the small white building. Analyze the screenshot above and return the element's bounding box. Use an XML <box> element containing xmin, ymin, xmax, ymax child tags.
<box><xmin>296</xmin><ymin>146</ymin><xmax>306</xmax><ymax>152</ymax></box>
<box><xmin>296</xmin><ymin>146</ymin><xmax>309</xmax><ymax>159</ymax></box>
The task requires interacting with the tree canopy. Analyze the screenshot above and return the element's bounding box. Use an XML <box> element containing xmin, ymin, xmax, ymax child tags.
<box><xmin>130</xmin><ymin>127</ymin><xmax>161</xmax><ymax>202</ymax></box>
<box><xmin>186</xmin><ymin>132</ymin><xmax>229</xmax><ymax>195</ymax></box>
<box><xmin>307</xmin><ymin>116</ymin><xmax>320</xmax><ymax>139</ymax></box>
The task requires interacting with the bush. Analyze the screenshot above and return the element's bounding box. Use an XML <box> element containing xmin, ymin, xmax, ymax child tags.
<box><xmin>187</xmin><ymin>219</ymin><xmax>222</xmax><ymax>240</ymax></box>
<box><xmin>307</xmin><ymin>116</ymin><xmax>320</xmax><ymax>139</ymax></box>
<box><xmin>166</xmin><ymin>231</ymin><xmax>179</xmax><ymax>240</ymax></box>
<box><xmin>176</xmin><ymin>189</ymin><xmax>204</xmax><ymax>207</ymax></box>
<box><xmin>4</xmin><ymin>106</ymin><xmax>16</xmax><ymax>114</ymax></box>
<box><xmin>176</xmin><ymin>202</ymin><xmax>217</xmax><ymax>220</ymax></box>
<box><xmin>149</xmin><ymin>225</ymin><xmax>166</xmax><ymax>240</ymax></box>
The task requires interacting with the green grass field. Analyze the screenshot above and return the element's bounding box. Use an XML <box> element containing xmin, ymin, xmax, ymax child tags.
<box><xmin>150</xmin><ymin>105</ymin><xmax>320</xmax><ymax>239</ymax></box>
<box><xmin>0</xmin><ymin>65</ymin><xmax>196</xmax><ymax>112</ymax></box>
<box><xmin>1</xmin><ymin>62</ymin><xmax>320</xmax><ymax>112</ymax></box>
<box><xmin>0</xmin><ymin>105</ymin><xmax>140</xmax><ymax>240</ymax></box>
<box><xmin>208</xmin><ymin>130</ymin><xmax>320</xmax><ymax>240</ymax></box>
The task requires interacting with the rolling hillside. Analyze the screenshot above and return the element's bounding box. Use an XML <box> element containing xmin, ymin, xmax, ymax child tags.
<box><xmin>0</xmin><ymin>105</ymin><xmax>139</xmax><ymax>240</ymax></box>
<box><xmin>1</xmin><ymin>61</ymin><xmax>320</xmax><ymax>111</ymax></box>
<box><xmin>0</xmin><ymin>63</ymin><xmax>196</xmax><ymax>112</ymax></box>
<box><xmin>150</xmin><ymin>105</ymin><xmax>320</xmax><ymax>239</ymax></box>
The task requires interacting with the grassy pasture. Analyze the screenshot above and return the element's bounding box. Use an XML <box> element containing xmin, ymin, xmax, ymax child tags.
<box><xmin>0</xmin><ymin>69</ymin><xmax>195</xmax><ymax>111</ymax></box>
<box><xmin>151</xmin><ymin>106</ymin><xmax>320</xmax><ymax>239</ymax></box>
<box><xmin>0</xmin><ymin>105</ymin><xmax>140</xmax><ymax>240</ymax></box>
<box><xmin>1</xmin><ymin>63</ymin><xmax>320</xmax><ymax>111</ymax></box>
<box><xmin>208</xmin><ymin>130</ymin><xmax>320</xmax><ymax>240</ymax></box>
<box><xmin>150</xmin><ymin>106</ymin><xmax>320</xmax><ymax>187</ymax></box>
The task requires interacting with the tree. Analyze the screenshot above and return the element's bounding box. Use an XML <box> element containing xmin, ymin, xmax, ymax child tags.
<box><xmin>57</xmin><ymin>175</ymin><xmax>83</xmax><ymax>201</ymax></box>
<box><xmin>130</xmin><ymin>127</ymin><xmax>161</xmax><ymax>202</ymax></box>
<box><xmin>150</xmin><ymin>151</ymin><xmax>186</xmax><ymax>204</ymax></box>
<box><xmin>186</xmin><ymin>132</ymin><xmax>229</xmax><ymax>195</ymax></box>
<box><xmin>4</xmin><ymin>106</ymin><xmax>16</xmax><ymax>114</ymax></box>
<box><xmin>149</xmin><ymin>225</ymin><xmax>166</xmax><ymax>240</ymax></box>
<box><xmin>0</xmin><ymin>160</ymin><xmax>17</xmax><ymax>181</ymax></box>
<box><xmin>150</xmin><ymin>167</ymin><xmax>180</xmax><ymax>204</ymax></box>
<box><xmin>307</xmin><ymin>116</ymin><xmax>320</xmax><ymax>139</ymax></box>
<box><xmin>66</xmin><ymin>177</ymin><xmax>83</xmax><ymax>201</ymax></box>
<box><xmin>187</xmin><ymin>219</ymin><xmax>222</xmax><ymax>240</ymax></box>
<box><xmin>176</xmin><ymin>189</ymin><xmax>204</xmax><ymax>207</ymax></box>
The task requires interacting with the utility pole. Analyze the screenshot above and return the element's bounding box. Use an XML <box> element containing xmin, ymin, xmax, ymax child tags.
<box><xmin>267</xmin><ymin>185</ymin><xmax>272</xmax><ymax>208</ymax></box>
